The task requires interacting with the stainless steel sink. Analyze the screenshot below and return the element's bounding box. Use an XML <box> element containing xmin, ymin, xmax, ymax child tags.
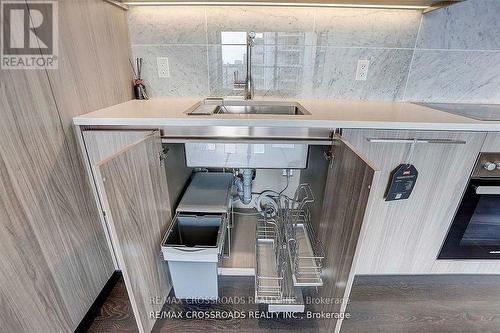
<box><xmin>187</xmin><ymin>100</ymin><xmax>310</xmax><ymax>116</ymax></box>
<box><xmin>216</xmin><ymin>104</ymin><xmax>307</xmax><ymax>115</ymax></box>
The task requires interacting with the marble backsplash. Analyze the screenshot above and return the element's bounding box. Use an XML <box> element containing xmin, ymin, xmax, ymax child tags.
<box><xmin>129</xmin><ymin>0</ymin><xmax>500</xmax><ymax>103</ymax></box>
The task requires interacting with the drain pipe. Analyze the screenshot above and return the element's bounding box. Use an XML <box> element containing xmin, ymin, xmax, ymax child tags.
<box><xmin>234</xmin><ymin>169</ymin><xmax>253</xmax><ymax>205</ymax></box>
<box><xmin>241</xmin><ymin>169</ymin><xmax>253</xmax><ymax>205</ymax></box>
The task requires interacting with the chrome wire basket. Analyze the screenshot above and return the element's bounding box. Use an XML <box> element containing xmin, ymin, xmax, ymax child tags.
<box><xmin>254</xmin><ymin>183</ymin><xmax>325</xmax><ymax>306</ymax></box>
<box><xmin>283</xmin><ymin>184</ymin><xmax>325</xmax><ymax>287</ymax></box>
<box><xmin>255</xmin><ymin>210</ymin><xmax>296</xmax><ymax>304</ymax></box>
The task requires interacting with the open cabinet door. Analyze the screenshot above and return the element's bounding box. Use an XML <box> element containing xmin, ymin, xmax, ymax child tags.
<box><xmin>317</xmin><ymin>137</ymin><xmax>378</xmax><ymax>333</ymax></box>
<box><xmin>95</xmin><ymin>131</ymin><xmax>171</xmax><ymax>333</ymax></box>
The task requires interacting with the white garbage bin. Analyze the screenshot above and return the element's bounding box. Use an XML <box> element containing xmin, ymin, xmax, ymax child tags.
<box><xmin>161</xmin><ymin>214</ymin><xmax>226</xmax><ymax>300</ymax></box>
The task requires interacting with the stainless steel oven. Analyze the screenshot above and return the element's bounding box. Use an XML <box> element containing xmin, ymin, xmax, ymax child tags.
<box><xmin>439</xmin><ymin>153</ymin><xmax>500</xmax><ymax>259</ymax></box>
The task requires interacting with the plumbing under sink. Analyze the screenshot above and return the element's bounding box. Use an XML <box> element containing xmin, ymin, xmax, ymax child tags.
<box><xmin>187</xmin><ymin>100</ymin><xmax>311</xmax><ymax>116</ymax></box>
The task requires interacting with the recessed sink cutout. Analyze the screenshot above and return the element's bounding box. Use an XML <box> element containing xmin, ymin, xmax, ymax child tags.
<box><xmin>187</xmin><ymin>99</ymin><xmax>310</xmax><ymax>116</ymax></box>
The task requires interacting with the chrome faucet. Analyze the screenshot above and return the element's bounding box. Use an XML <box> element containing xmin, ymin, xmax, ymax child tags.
<box><xmin>234</xmin><ymin>31</ymin><xmax>256</xmax><ymax>100</ymax></box>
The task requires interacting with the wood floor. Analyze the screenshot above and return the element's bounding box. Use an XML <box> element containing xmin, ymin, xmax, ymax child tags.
<box><xmin>342</xmin><ymin>275</ymin><xmax>500</xmax><ymax>333</ymax></box>
<box><xmin>86</xmin><ymin>275</ymin><xmax>500</xmax><ymax>333</ymax></box>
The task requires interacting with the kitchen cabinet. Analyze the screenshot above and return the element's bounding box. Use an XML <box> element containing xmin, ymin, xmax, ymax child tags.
<box><xmin>0</xmin><ymin>1</ymin><xmax>131</xmax><ymax>332</ymax></box>
<box><xmin>78</xmin><ymin>127</ymin><xmax>378</xmax><ymax>333</ymax></box>
<box><xmin>80</xmin><ymin>130</ymin><xmax>156</xmax><ymax>268</ymax></box>
<box><xmin>342</xmin><ymin>129</ymin><xmax>500</xmax><ymax>275</ymax></box>
<box><xmin>314</xmin><ymin>139</ymin><xmax>377</xmax><ymax>333</ymax></box>
<box><xmin>0</xmin><ymin>62</ymin><xmax>112</xmax><ymax>333</ymax></box>
<box><xmin>482</xmin><ymin>132</ymin><xmax>500</xmax><ymax>153</ymax></box>
<box><xmin>95</xmin><ymin>131</ymin><xmax>172</xmax><ymax>333</ymax></box>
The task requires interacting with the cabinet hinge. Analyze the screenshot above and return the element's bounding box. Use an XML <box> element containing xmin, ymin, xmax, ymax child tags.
<box><xmin>324</xmin><ymin>150</ymin><xmax>334</xmax><ymax>168</ymax></box>
<box><xmin>159</xmin><ymin>146</ymin><xmax>169</xmax><ymax>162</ymax></box>
<box><xmin>102</xmin><ymin>210</ymin><xmax>107</xmax><ymax>217</ymax></box>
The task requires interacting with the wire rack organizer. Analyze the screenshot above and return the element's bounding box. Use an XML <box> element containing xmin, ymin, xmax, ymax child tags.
<box><xmin>254</xmin><ymin>183</ymin><xmax>325</xmax><ymax>307</ymax></box>
<box><xmin>255</xmin><ymin>212</ymin><xmax>296</xmax><ymax>304</ymax></box>
<box><xmin>283</xmin><ymin>184</ymin><xmax>325</xmax><ymax>287</ymax></box>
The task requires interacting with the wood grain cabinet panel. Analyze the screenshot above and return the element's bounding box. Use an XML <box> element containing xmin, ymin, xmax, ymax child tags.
<box><xmin>0</xmin><ymin>65</ymin><xmax>113</xmax><ymax>332</ymax></box>
<box><xmin>83</xmin><ymin>130</ymin><xmax>154</xmax><ymax>166</ymax></box>
<box><xmin>41</xmin><ymin>0</ymin><xmax>132</xmax><ymax>127</ymax></box>
<box><xmin>35</xmin><ymin>0</ymin><xmax>134</xmax><ymax>277</ymax></box>
<box><xmin>482</xmin><ymin>132</ymin><xmax>500</xmax><ymax>152</ymax></box>
<box><xmin>342</xmin><ymin>129</ymin><xmax>500</xmax><ymax>274</ymax></box>
<box><xmin>96</xmin><ymin>132</ymin><xmax>172</xmax><ymax>333</ymax></box>
<box><xmin>0</xmin><ymin>1</ymin><xmax>132</xmax><ymax>332</ymax></box>
<box><xmin>80</xmin><ymin>129</ymin><xmax>155</xmax><ymax>269</ymax></box>
<box><xmin>317</xmin><ymin>138</ymin><xmax>377</xmax><ymax>333</ymax></box>
<box><xmin>38</xmin><ymin>0</ymin><xmax>134</xmax><ymax>277</ymax></box>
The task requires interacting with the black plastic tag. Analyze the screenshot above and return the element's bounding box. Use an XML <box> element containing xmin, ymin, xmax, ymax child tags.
<box><xmin>385</xmin><ymin>164</ymin><xmax>418</xmax><ymax>201</ymax></box>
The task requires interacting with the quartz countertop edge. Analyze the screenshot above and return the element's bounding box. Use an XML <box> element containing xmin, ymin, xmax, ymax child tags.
<box><xmin>73</xmin><ymin>97</ymin><xmax>500</xmax><ymax>132</ymax></box>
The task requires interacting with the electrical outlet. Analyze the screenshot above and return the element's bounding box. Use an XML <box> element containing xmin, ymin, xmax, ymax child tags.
<box><xmin>355</xmin><ymin>59</ymin><xmax>370</xmax><ymax>81</ymax></box>
<box><xmin>282</xmin><ymin>169</ymin><xmax>293</xmax><ymax>177</ymax></box>
<box><xmin>157</xmin><ymin>57</ymin><xmax>170</xmax><ymax>78</ymax></box>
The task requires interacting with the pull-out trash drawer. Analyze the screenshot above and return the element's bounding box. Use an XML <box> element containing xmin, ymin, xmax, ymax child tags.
<box><xmin>161</xmin><ymin>213</ymin><xmax>227</xmax><ymax>299</ymax></box>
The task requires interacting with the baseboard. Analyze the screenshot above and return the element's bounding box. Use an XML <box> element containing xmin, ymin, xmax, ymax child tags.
<box><xmin>74</xmin><ymin>270</ymin><xmax>122</xmax><ymax>333</ymax></box>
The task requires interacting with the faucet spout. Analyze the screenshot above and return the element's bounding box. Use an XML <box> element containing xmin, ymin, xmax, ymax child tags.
<box><xmin>233</xmin><ymin>31</ymin><xmax>256</xmax><ymax>100</ymax></box>
<box><xmin>245</xmin><ymin>31</ymin><xmax>256</xmax><ymax>100</ymax></box>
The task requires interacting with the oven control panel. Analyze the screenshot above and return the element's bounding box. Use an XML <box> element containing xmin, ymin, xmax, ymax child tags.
<box><xmin>473</xmin><ymin>153</ymin><xmax>500</xmax><ymax>178</ymax></box>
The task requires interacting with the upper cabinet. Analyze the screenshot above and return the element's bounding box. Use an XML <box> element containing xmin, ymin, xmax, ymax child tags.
<box><xmin>106</xmin><ymin>0</ymin><xmax>464</xmax><ymax>12</ymax></box>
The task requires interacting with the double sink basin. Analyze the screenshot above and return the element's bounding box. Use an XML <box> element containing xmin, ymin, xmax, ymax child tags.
<box><xmin>187</xmin><ymin>99</ymin><xmax>310</xmax><ymax>116</ymax></box>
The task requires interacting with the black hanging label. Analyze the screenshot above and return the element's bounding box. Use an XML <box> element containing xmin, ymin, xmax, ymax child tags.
<box><xmin>385</xmin><ymin>164</ymin><xmax>418</xmax><ymax>201</ymax></box>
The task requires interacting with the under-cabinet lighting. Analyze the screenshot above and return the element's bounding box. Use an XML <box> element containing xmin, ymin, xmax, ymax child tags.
<box><xmin>122</xmin><ymin>1</ymin><xmax>428</xmax><ymax>9</ymax></box>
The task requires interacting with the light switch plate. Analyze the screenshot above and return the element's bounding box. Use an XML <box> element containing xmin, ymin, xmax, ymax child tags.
<box><xmin>355</xmin><ymin>59</ymin><xmax>370</xmax><ymax>81</ymax></box>
<box><xmin>157</xmin><ymin>57</ymin><xmax>170</xmax><ymax>78</ymax></box>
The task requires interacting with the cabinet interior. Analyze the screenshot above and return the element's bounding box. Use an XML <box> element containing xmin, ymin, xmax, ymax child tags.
<box><xmin>82</xmin><ymin>128</ymin><xmax>376</xmax><ymax>332</ymax></box>
<box><xmin>164</xmin><ymin>143</ymin><xmax>330</xmax><ymax>221</ymax></box>
<box><xmin>163</xmin><ymin>142</ymin><xmax>331</xmax><ymax>309</ymax></box>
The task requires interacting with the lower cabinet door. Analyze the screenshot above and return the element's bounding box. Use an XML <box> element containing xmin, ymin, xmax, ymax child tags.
<box><xmin>343</xmin><ymin>129</ymin><xmax>486</xmax><ymax>275</ymax></box>
<box><xmin>95</xmin><ymin>131</ymin><xmax>172</xmax><ymax>333</ymax></box>
<box><xmin>316</xmin><ymin>137</ymin><xmax>378</xmax><ymax>333</ymax></box>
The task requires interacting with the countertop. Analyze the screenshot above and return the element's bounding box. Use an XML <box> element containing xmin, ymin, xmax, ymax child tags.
<box><xmin>73</xmin><ymin>97</ymin><xmax>500</xmax><ymax>131</ymax></box>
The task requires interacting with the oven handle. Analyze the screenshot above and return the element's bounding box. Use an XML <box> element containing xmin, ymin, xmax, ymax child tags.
<box><xmin>475</xmin><ymin>186</ymin><xmax>500</xmax><ymax>195</ymax></box>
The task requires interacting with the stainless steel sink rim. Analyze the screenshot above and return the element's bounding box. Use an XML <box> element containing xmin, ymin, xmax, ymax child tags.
<box><xmin>215</xmin><ymin>104</ymin><xmax>307</xmax><ymax>115</ymax></box>
<box><xmin>187</xmin><ymin>100</ymin><xmax>311</xmax><ymax>116</ymax></box>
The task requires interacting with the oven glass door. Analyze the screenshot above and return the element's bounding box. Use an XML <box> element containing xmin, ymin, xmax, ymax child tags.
<box><xmin>439</xmin><ymin>179</ymin><xmax>500</xmax><ymax>259</ymax></box>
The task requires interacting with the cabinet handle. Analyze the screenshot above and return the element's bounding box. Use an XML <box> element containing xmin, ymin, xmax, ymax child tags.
<box><xmin>366</xmin><ymin>138</ymin><xmax>466</xmax><ymax>145</ymax></box>
<box><xmin>475</xmin><ymin>186</ymin><xmax>500</xmax><ymax>195</ymax></box>
<box><xmin>171</xmin><ymin>247</ymin><xmax>205</xmax><ymax>252</ymax></box>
